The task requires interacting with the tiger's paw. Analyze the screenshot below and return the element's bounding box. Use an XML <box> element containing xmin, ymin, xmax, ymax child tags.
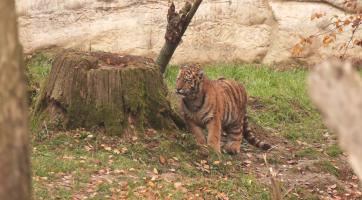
<box><xmin>207</xmin><ymin>143</ymin><xmax>221</xmax><ymax>155</ymax></box>
<box><xmin>195</xmin><ymin>137</ymin><xmax>207</xmax><ymax>146</ymax></box>
<box><xmin>197</xmin><ymin>145</ymin><xmax>221</xmax><ymax>158</ymax></box>
<box><xmin>197</xmin><ymin>144</ymin><xmax>210</xmax><ymax>157</ymax></box>
<box><xmin>224</xmin><ymin>141</ymin><xmax>241</xmax><ymax>154</ymax></box>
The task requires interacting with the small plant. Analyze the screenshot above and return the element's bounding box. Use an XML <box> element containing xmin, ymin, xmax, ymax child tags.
<box><xmin>292</xmin><ymin>0</ymin><xmax>362</xmax><ymax>59</ymax></box>
<box><xmin>326</xmin><ymin>144</ymin><xmax>343</xmax><ymax>158</ymax></box>
<box><xmin>318</xmin><ymin>160</ymin><xmax>340</xmax><ymax>177</ymax></box>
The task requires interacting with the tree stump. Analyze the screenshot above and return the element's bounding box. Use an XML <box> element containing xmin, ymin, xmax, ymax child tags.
<box><xmin>34</xmin><ymin>50</ymin><xmax>182</xmax><ymax>135</ymax></box>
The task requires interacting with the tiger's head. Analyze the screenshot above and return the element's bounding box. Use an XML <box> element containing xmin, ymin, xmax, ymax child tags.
<box><xmin>175</xmin><ymin>64</ymin><xmax>204</xmax><ymax>98</ymax></box>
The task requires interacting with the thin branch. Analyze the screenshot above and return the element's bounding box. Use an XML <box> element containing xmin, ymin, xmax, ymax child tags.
<box><xmin>156</xmin><ymin>0</ymin><xmax>203</xmax><ymax>74</ymax></box>
<box><xmin>263</xmin><ymin>154</ymin><xmax>283</xmax><ymax>200</ymax></box>
<box><xmin>341</xmin><ymin>20</ymin><xmax>362</xmax><ymax>59</ymax></box>
<box><xmin>281</xmin><ymin>0</ymin><xmax>362</xmax><ymax>14</ymax></box>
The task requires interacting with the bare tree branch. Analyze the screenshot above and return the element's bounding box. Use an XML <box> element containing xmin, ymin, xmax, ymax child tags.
<box><xmin>156</xmin><ymin>0</ymin><xmax>203</xmax><ymax>74</ymax></box>
<box><xmin>281</xmin><ymin>0</ymin><xmax>362</xmax><ymax>14</ymax></box>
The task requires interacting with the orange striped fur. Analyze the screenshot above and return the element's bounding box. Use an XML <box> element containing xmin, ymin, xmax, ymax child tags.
<box><xmin>176</xmin><ymin>64</ymin><xmax>271</xmax><ymax>154</ymax></box>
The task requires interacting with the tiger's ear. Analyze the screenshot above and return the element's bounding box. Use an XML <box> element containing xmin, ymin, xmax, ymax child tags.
<box><xmin>181</xmin><ymin>65</ymin><xmax>188</xmax><ymax>69</ymax></box>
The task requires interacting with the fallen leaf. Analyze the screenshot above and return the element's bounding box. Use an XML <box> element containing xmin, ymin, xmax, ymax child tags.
<box><xmin>213</xmin><ymin>160</ymin><xmax>221</xmax><ymax>165</ymax></box>
<box><xmin>148</xmin><ymin>181</ymin><xmax>155</xmax><ymax>188</ymax></box>
<box><xmin>287</xmin><ymin>160</ymin><xmax>297</xmax><ymax>165</ymax></box>
<box><xmin>200</xmin><ymin>160</ymin><xmax>207</xmax><ymax>164</ymax></box>
<box><xmin>174</xmin><ymin>182</ymin><xmax>182</xmax><ymax>189</ymax></box>
<box><xmin>151</xmin><ymin>175</ymin><xmax>158</xmax><ymax>181</ymax></box>
<box><xmin>114</xmin><ymin>169</ymin><xmax>125</xmax><ymax>174</ymax></box>
<box><xmin>244</xmin><ymin>160</ymin><xmax>252</xmax><ymax>164</ymax></box>
<box><xmin>159</xmin><ymin>155</ymin><xmax>167</xmax><ymax>165</ymax></box>
<box><xmin>121</xmin><ymin>147</ymin><xmax>128</xmax><ymax>153</ymax></box>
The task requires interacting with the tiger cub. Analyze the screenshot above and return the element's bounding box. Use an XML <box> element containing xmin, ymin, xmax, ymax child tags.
<box><xmin>175</xmin><ymin>64</ymin><xmax>271</xmax><ymax>154</ymax></box>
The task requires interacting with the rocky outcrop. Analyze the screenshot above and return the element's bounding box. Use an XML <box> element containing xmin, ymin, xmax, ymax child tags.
<box><xmin>16</xmin><ymin>0</ymin><xmax>362</xmax><ymax>65</ymax></box>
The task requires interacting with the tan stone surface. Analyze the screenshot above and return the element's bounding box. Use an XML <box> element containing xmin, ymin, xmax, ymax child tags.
<box><xmin>16</xmin><ymin>0</ymin><xmax>362</xmax><ymax>65</ymax></box>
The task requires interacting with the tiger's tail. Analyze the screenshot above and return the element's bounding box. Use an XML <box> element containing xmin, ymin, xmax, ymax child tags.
<box><xmin>242</xmin><ymin>114</ymin><xmax>271</xmax><ymax>150</ymax></box>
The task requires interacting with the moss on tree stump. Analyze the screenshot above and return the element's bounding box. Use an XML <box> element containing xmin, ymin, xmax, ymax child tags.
<box><xmin>34</xmin><ymin>50</ymin><xmax>183</xmax><ymax>135</ymax></box>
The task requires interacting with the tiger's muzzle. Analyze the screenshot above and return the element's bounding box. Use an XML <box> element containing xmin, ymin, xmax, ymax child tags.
<box><xmin>175</xmin><ymin>88</ymin><xmax>189</xmax><ymax>96</ymax></box>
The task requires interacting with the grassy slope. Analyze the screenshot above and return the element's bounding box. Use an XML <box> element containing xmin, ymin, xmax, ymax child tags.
<box><xmin>29</xmin><ymin>54</ymin><xmax>359</xmax><ymax>200</ymax></box>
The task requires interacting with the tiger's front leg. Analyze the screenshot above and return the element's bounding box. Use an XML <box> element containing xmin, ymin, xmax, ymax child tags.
<box><xmin>186</xmin><ymin>119</ymin><xmax>206</xmax><ymax>145</ymax></box>
<box><xmin>224</xmin><ymin>125</ymin><xmax>243</xmax><ymax>154</ymax></box>
<box><xmin>206</xmin><ymin>118</ymin><xmax>222</xmax><ymax>153</ymax></box>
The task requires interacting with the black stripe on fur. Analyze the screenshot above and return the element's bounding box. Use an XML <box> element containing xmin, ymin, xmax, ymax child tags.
<box><xmin>242</xmin><ymin>114</ymin><xmax>271</xmax><ymax>150</ymax></box>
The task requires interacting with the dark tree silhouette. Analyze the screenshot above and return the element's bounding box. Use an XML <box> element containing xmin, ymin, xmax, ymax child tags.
<box><xmin>156</xmin><ymin>0</ymin><xmax>203</xmax><ymax>73</ymax></box>
<box><xmin>0</xmin><ymin>0</ymin><xmax>31</xmax><ymax>199</ymax></box>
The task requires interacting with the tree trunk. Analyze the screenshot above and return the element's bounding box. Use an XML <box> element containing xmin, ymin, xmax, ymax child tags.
<box><xmin>0</xmin><ymin>0</ymin><xmax>31</xmax><ymax>199</ymax></box>
<box><xmin>34</xmin><ymin>51</ymin><xmax>184</xmax><ymax>135</ymax></box>
<box><xmin>156</xmin><ymin>0</ymin><xmax>203</xmax><ymax>74</ymax></box>
<box><xmin>308</xmin><ymin>60</ymin><xmax>362</xmax><ymax>181</ymax></box>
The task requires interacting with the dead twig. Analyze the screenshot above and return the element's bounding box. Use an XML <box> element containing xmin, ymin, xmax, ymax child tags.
<box><xmin>264</xmin><ymin>154</ymin><xmax>283</xmax><ymax>200</ymax></box>
<box><xmin>156</xmin><ymin>0</ymin><xmax>203</xmax><ymax>73</ymax></box>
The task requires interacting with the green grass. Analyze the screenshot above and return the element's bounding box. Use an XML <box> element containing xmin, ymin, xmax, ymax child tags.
<box><xmin>25</xmin><ymin>52</ymin><xmax>53</xmax><ymax>103</ymax></box>
<box><xmin>326</xmin><ymin>144</ymin><xmax>343</xmax><ymax>158</ymax></box>
<box><xmin>27</xmin><ymin>57</ymin><xmax>325</xmax><ymax>144</ymax></box>
<box><xmin>28</xmin><ymin>56</ymin><xmax>327</xmax><ymax>144</ymax></box>
<box><xmin>32</xmin><ymin>132</ymin><xmax>146</xmax><ymax>199</ymax></box>
<box><xmin>31</xmin><ymin>130</ymin><xmax>271</xmax><ymax>200</ymax></box>
<box><xmin>26</xmin><ymin>52</ymin><xmax>53</xmax><ymax>84</ymax></box>
<box><xmin>317</xmin><ymin>160</ymin><xmax>340</xmax><ymax>177</ymax></box>
<box><xmin>295</xmin><ymin>148</ymin><xmax>320</xmax><ymax>159</ymax></box>
<box><xmin>287</xmin><ymin>186</ymin><xmax>319</xmax><ymax>200</ymax></box>
<box><xmin>30</xmin><ymin>61</ymin><xmax>340</xmax><ymax>200</ymax></box>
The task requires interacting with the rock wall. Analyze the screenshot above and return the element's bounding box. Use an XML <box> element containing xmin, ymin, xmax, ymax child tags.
<box><xmin>16</xmin><ymin>0</ymin><xmax>362</xmax><ymax>65</ymax></box>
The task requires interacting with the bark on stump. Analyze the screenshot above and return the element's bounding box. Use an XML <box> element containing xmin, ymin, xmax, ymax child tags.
<box><xmin>34</xmin><ymin>51</ymin><xmax>181</xmax><ymax>135</ymax></box>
